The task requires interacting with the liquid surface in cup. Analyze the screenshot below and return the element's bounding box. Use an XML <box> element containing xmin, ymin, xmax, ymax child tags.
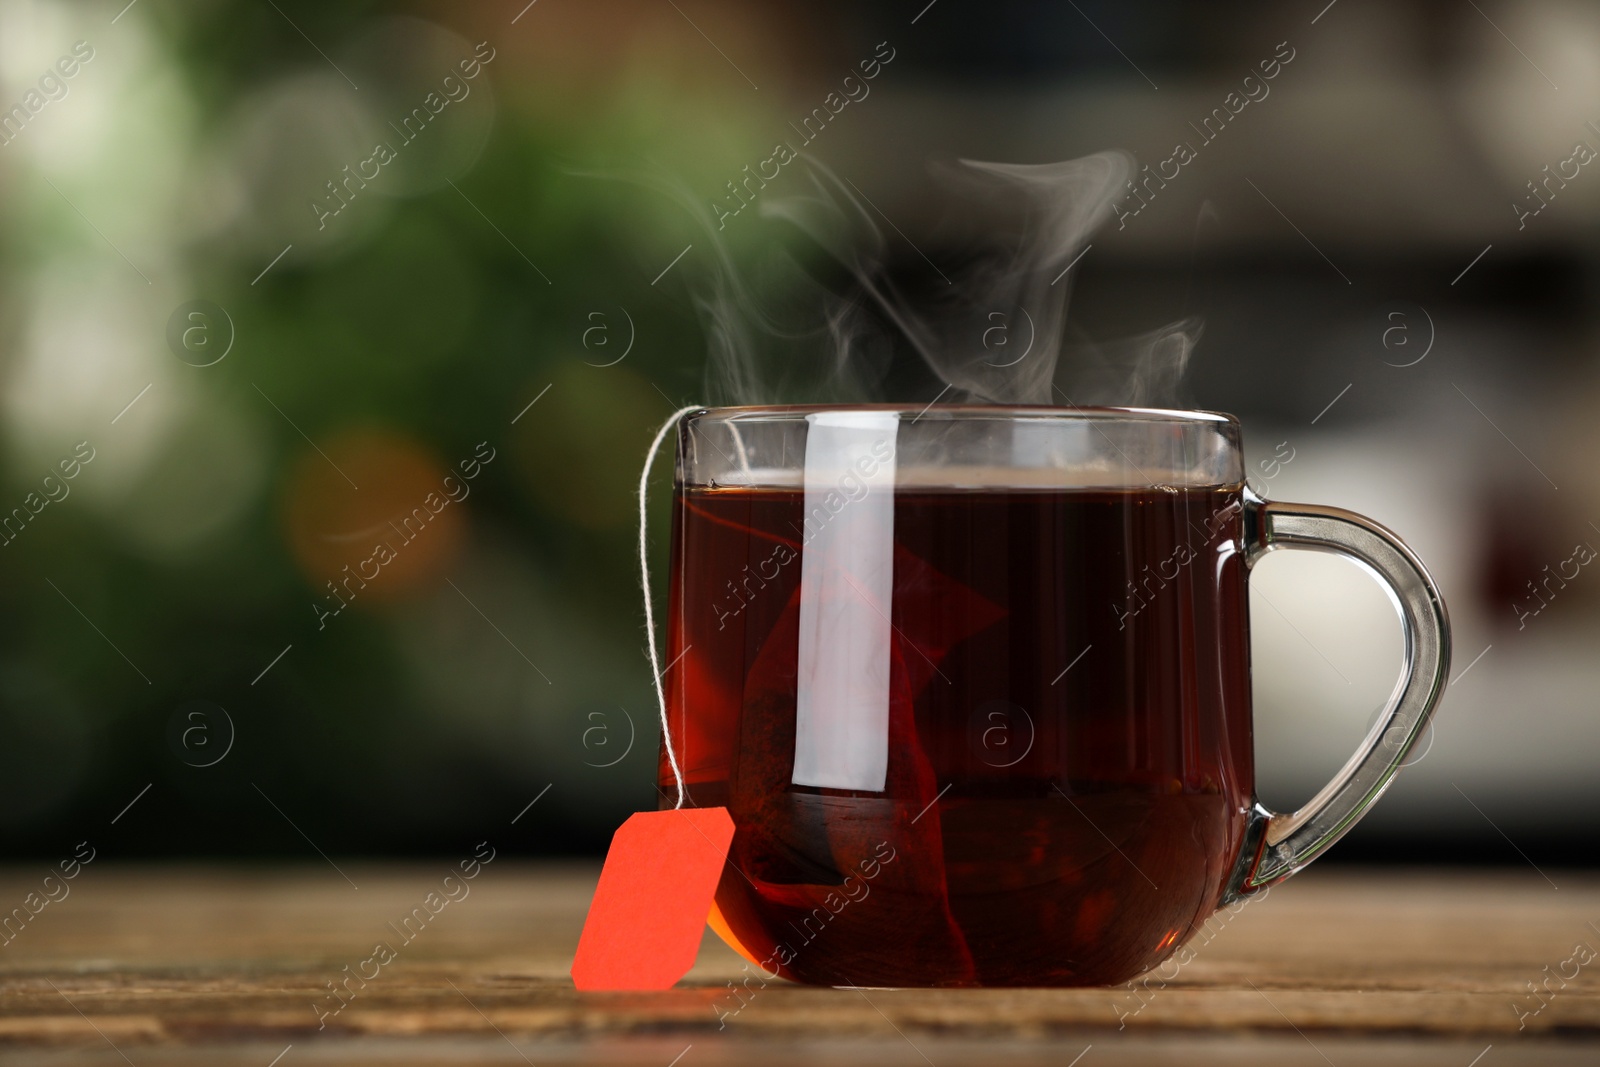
<box><xmin>663</xmin><ymin>484</ymin><xmax>1255</xmax><ymax>987</ymax></box>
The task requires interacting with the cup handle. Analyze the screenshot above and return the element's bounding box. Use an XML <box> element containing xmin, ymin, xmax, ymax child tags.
<box><xmin>1223</xmin><ymin>492</ymin><xmax>1452</xmax><ymax>899</ymax></box>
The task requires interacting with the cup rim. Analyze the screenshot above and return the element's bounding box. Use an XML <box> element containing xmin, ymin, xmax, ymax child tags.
<box><xmin>686</xmin><ymin>403</ymin><xmax>1238</xmax><ymax>425</ymax></box>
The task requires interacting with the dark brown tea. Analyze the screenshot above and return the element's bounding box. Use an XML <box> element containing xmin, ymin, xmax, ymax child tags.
<box><xmin>661</xmin><ymin>484</ymin><xmax>1256</xmax><ymax>987</ymax></box>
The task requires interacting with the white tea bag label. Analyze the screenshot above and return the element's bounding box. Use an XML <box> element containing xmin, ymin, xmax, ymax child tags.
<box><xmin>792</xmin><ymin>411</ymin><xmax>899</xmax><ymax>792</ymax></box>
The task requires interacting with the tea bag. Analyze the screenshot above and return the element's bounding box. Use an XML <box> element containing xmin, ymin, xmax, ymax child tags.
<box><xmin>571</xmin><ymin>406</ymin><xmax>735</xmax><ymax>992</ymax></box>
<box><xmin>571</xmin><ymin>807</ymin><xmax>735</xmax><ymax>990</ymax></box>
<box><xmin>732</xmin><ymin>541</ymin><xmax>1005</xmax><ymax>983</ymax></box>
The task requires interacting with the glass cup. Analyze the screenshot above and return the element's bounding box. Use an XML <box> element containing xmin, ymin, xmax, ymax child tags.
<box><xmin>658</xmin><ymin>405</ymin><xmax>1449</xmax><ymax>987</ymax></box>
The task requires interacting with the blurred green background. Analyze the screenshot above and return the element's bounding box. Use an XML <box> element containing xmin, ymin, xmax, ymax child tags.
<box><xmin>0</xmin><ymin>0</ymin><xmax>765</xmax><ymax>856</ymax></box>
<box><xmin>2</xmin><ymin>0</ymin><xmax>1598</xmax><ymax>863</ymax></box>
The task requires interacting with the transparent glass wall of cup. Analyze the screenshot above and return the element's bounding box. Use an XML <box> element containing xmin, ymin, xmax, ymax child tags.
<box><xmin>659</xmin><ymin>405</ymin><xmax>1448</xmax><ymax>988</ymax></box>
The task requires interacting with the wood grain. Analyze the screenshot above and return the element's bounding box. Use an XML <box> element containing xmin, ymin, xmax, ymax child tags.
<box><xmin>0</xmin><ymin>863</ymin><xmax>1595</xmax><ymax>1065</ymax></box>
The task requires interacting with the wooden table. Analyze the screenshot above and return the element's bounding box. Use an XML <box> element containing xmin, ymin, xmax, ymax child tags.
<box><xmin>0</xmin><ymin>863</ymin><xmax>1595</xmax><ymax>1065</ymax></box>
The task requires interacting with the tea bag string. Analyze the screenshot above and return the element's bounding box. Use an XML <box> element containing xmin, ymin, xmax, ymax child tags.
<box><xmin>640</xmin><ymin>406</ymin><xmax>700</xmax><ymax>810</ymax></box>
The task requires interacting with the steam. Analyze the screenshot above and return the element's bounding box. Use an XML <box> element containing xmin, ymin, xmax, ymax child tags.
<box><xmin>690</xmin><ymin>149</ymin><xmax>1202</xmax><ymax>409</ymax></box>
<box><xmin>1054</xmin><ymin>319</ymin><xmax>1200</xmax><ymax>406</ymax></box>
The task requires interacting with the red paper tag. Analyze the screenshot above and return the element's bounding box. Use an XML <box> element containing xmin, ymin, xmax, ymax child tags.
<box><xmin>571</xmin><ymin>806</ymin><xmax>735</xmax><ymax>991</ymax></box>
